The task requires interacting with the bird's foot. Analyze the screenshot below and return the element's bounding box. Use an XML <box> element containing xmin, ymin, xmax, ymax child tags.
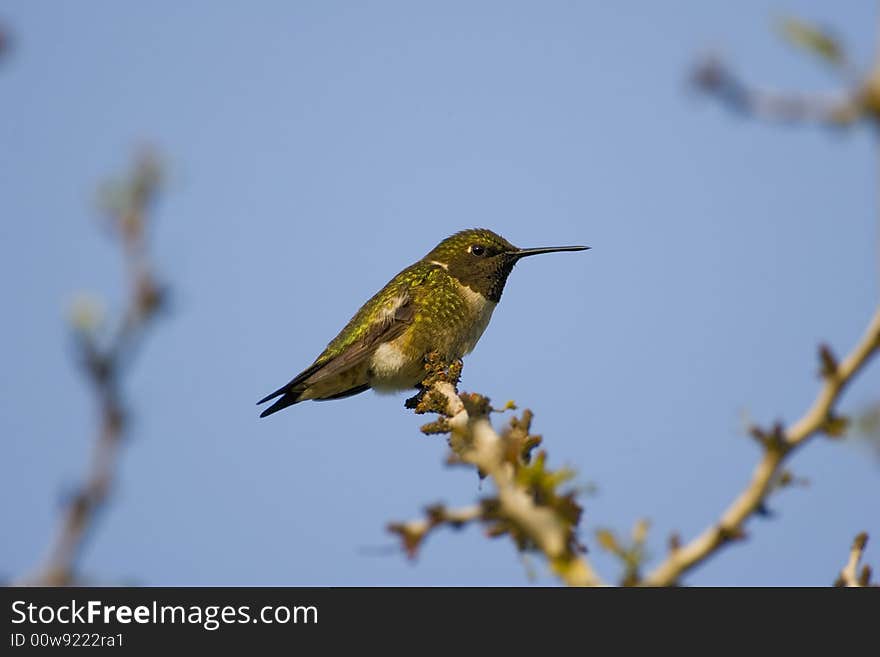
<box><xmin>420</xmin><ymin>352</ymin><xmax>464</xmax><ymax>388</ymax></box>
<box><xmin>407</xmin><ymin>353</ymin><xmax>464</xmax><ymax>417</ymax></box>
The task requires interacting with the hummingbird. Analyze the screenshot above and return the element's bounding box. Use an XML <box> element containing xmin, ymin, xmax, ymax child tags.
<box><xmin>257</xmin><ymin>228</ymin><xmax>588</xmax><ymax>417</ymax></box>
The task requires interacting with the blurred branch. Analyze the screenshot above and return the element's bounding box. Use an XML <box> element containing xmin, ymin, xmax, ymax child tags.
<box><xmin>644</xmin><ymin>309</ymin><xmax>880</xmax><ymax>586</ymax></box>
<box><xmin>651</xmin><ymin>14</ymin><xmax>880</xmax><ymax>588</ymax></box>
<box><xmin>596</xmin><ymin>519</ymin><xmax>650</xmax><ymax>586</ymax></box>
<box><xmin>834</xmin><ymin>532</ymin><xmax>873</xmax><ymax>587</ymax></box>
<box><xmin>691</xmin><ymin>54</ymin><xmax>862</xmax><ymax>125</ymax></box>
<box><xmin>690</xmin><ymin>15</ymin><xmax>880</xmax><ymax>126</ymax></box>
<box><xmin>388</xmin><ymin>504</ymin><xmax>482</xmax><ymax>557</ymax></box>
<box><xmin>776</xmin><ymin>16</ymin><xmax>852</xmax><ymax>74</ymax></box>
<box><xmin>0</xmin><ymin>22</ymin><xmax>11</xmax><ymax>63</ymax></box>
<box><xmin>851</xmin><ymin>401</ymin><xmax>880</xmax><ymax>460</ymax></box>
<box><xmin>388</xmin><ymin>355</ymin><xmax>601</xmax><ymax>587</ymax></box>
<box><xmin>18</xmin><ymin>150</ymin><xmax>167</xmax><ymax>586</ymax></box>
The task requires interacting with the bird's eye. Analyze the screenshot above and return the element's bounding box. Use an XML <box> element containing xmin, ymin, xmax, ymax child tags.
<box><xmin>470</xmin><ymin>244</ymin><xmax>486</xmax><ymax>256</ymax></box>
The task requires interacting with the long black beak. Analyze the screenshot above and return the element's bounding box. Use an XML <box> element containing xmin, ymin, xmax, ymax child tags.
<box><xmin>512</xmin><ymin>245</ymin><xmax>590</xmax><ymax>260</ymax></box>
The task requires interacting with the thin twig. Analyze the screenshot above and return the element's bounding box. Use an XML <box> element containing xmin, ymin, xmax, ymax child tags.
<box><xmin>644</xmin><ymin>308</ymin><xmax>880</xmax><ymax>586</ymax></box>
<box><xmin>388</xmin><ymin>504</ymin><xmax>483</xmax><ymax>558</ymax></box>
<box><xmin>834</xmin><ymin>532</ymin><xmax>871</xmax><ymax>587</ymax></box>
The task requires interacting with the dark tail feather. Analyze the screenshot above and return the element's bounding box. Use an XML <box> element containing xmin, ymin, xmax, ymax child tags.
<box><xmin>259</xmin><ymin>390</ymin><xmax>303</xmax><ymax>417</ymax></box>
<box><xmin>257</xmin><ymin>383</ymin><xmax>290</xmax><ymax>405</ymax></box>
<box><xmin>257</xmin><ymin>361</ymin><xmax>326</xmax><ymax>416</ymax></box>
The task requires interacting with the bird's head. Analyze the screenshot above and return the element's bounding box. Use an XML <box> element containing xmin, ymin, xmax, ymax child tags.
<box><xmin>423</xmin><ymin>228</ymin><xmax>589</xmax><ymax>302</ymax></box>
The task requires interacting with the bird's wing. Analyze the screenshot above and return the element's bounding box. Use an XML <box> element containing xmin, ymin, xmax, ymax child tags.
<box><xmin>256</xmin><ymin>292</ymin><xmax>416</xmax><ymax>408</ymax></box>
<box><xmin>302</xmin><ymin>292</ymin><xmax>415</xmax><ymax>386</ymax></box>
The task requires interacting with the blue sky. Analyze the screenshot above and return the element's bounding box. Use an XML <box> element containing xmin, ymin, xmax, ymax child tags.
<box><xmin>1</xmin><ymin>1</ymin><xmax>878</xmax><ymax>586</ymax></box>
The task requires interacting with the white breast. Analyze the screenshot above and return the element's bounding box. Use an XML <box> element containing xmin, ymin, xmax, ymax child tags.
<box><xmin>368</xmin><ymin>280</ymin><xmax>497</xmax><ymax>393</ymax></box>
<box><xmin>369</xmin><ymin>341</ymin><xmax>424</xmax><ymax>393</ymax></box>
<box><xmin>371</xmin><ymin>341</ymin><xmax>409</xmax><ymax>376</ymax></box>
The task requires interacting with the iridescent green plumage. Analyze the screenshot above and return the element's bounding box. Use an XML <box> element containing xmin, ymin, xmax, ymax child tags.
<box><xmin>257</xmin><ymin>228</ymin><xmax>587</xmax><ymax>417</ymax></box>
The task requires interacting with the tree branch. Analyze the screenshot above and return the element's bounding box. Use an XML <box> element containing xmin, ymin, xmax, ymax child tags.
<box><xmin>691</xmin><ymin>54</ymin><xmax>862</xmax><ymax>126</ymax></box>
<box><xmin>644</xmin><ymin>308</ymin><xmax>880</xmax><ymax>586</ymax></box>
<box><xmin>388</xmin><ymin>504</ymin><xmax>483</xmax><ymax>558</ymax></box>
<box><xmin>17</xmin><ymin>151</ymin><xmax>166</xmax><ymax>586</ymax></box>
<box><xmin>834</xmin><ymin>532</ymin><xmax>872</xmax><ymax>587</ymax></box>
<box><xmin>389</xmin><ymin>356</ymin><xmax>603</xmax><ymax>586</ymax></box>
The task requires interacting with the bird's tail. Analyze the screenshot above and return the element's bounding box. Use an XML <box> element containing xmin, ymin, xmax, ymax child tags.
<box><xmin>258</xmin><ymin>389</ymin><xmax>304</xmax><ymax>417</ymax></box>
<box><xmin>257</xmin><ymin>361</ymin><xmax>326</xmax><ymax>418</ymax></box>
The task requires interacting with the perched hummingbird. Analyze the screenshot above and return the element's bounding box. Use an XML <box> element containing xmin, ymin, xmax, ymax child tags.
<box><xmin>257</xmin><ymin>229</ymin><xmax>588</xmax><ymax>417</ymax></box>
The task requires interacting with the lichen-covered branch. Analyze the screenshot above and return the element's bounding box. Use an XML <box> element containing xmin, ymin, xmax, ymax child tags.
<box><xmin>834</xmin><ymin>532</ymin><xmax>873</xmax><ymax>587</ymax></box>
<box><xmin>644</xmin><ymin>308</ymin><xmax>880</xmax><ymax>586</ymax></box>
<box><xmin>389</xmin><ymin>354</ymin><xmax>602</xmax><ymax>587</ymax></box>
<box><xmin>18</xmin><ymin>151</ymin><xmax>166</xmax><ymax>586</ymax></box>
